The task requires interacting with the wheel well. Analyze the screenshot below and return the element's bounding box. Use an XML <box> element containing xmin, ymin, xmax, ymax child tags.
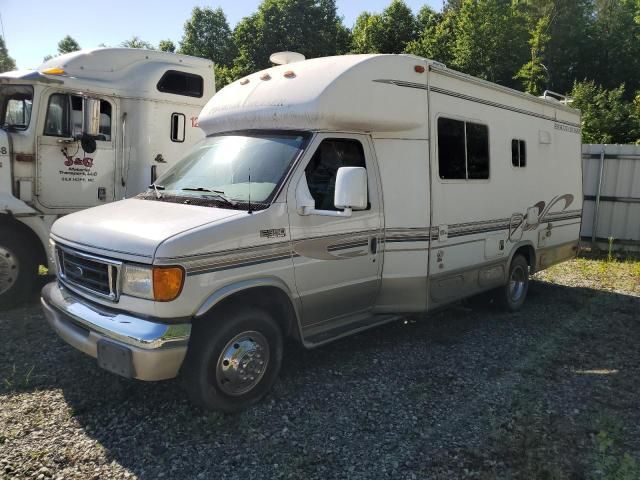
<box><xmin>0</xmin><ymin>216</ymin><xmax>47</xmax><ymax>268</ymax></box>
<box><xmin>512</xmin><ymin>244</ymin><xmax>536</xmax><ymax>273</ymax></box>
<box><xmin>199</xmin><ymin>286</ymin><xmax>300</xmax><ymax>341</ymax></box>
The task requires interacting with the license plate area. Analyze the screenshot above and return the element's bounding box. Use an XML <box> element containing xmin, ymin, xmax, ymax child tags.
<box><xmin>97</xmin><ymin>340</ymin><xmax>135</xmax><ymax>378</ymax></box>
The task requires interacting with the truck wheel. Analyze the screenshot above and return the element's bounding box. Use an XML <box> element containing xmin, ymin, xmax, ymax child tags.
<box><xmin>498</xmin><ymin>254</ymin><xmax>529</xmax><ymax>312</ymax></box>
<box><xmin>0</xmin><ymin>231</ymin><xmax>37</xmax><ymax>309</ymax></box>
<box><xmin>182</xmin><ymin>306</ymin><xmax>283</xmax><ymax>412</ymax></box>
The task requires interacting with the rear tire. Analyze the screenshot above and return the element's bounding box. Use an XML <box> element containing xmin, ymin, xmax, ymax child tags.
<box><xmin>182</xmin><ymin>306</ymin><xmax>283</xmax><ymax>412</ymax></box>
<box><xmin>497</xmin><ymin>254</ymin><xmax>529</xmax><ymax>312</ymax></box>
<box><xmin>0</xmin><ymin>231</ymin><xmax>38</xmax><ymax>309</ymax></box>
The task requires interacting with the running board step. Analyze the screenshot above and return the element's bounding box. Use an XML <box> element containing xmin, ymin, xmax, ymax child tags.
<box><xmin>303</xmin><ymin>313</ymin><xmax>403</xmax><ymax>348</ymax></box>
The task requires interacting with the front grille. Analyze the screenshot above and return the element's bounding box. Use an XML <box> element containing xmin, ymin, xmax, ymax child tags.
<box><xmin>56</xmin><ymin>246</ymin><xmax>120</xmax><ymax>300</ymax></box>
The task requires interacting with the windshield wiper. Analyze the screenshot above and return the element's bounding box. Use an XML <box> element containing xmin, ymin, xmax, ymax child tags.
<box><xmin>149</xmin><ymin>183</ymin><xmax>164</xmax><ymax>199</ymax></box>
<box><xmin>181</xmin><ymin>187</ymin><xmax>237</xmax><ymax>206</ymax></box>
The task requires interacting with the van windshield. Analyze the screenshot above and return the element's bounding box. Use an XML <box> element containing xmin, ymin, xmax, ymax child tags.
<box><xmin>0</xmin><ymin>85</ymin><xmax>34</xmax><ymax>131</ymax></box>
<box><xmin>156</xmin><ymin>132</ymin><xmax>308</xmax><ymax>204</ymax></box>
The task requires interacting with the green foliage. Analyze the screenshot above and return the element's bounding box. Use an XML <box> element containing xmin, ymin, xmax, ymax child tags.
<box><xmin>571</xmin><ymin>81</ymin><xmax>640</xmax><ymax>144</ymax></box>
<box><xmin>179</xmin><ymin>7</ymin><xmax>235</xmax><ymax>66</ymax></box>
<box><xmin>57</xmin><ymin>35</ymin><xmax>80</xmax><ymax>55</ymax></box>
<box><xmin>351</xmin><ymin>0</ymin><xmax>417</xmax><ymax>54</ymax></box>
<box><xmin>515</xmin><ymin>15</ymin><xmax>552</xmax><ymax>95</ymax></box>
<box><xmin>451</xmin><ymin>0</ymin><xmax>528</xmax><ymax>87</ymax></box>
<box><xmin>121</xmin><ymin>36</ymin><xmax>154</xmax><ymax>50</ymax></box>
<box><xmin>0</xmin><ymin>37</ymin><xmax>16</xmax><ymax>73</ymax></box>
<box><xmin>214</xmin><ymin>64</ymin><xmax>243</xmax><ymax>90</ymax></box>
<box><xmin>405</xmin><ymin>8</ymin><xmax>456</xmax><ymax>65</ymax></box>
<box><xmin>158</xmin><ymin>39</ymin><xmax>176</xmax><ymax>53</ymax></box>
<box><xmin>233</xmin><ymin>0</ymin><xmax>350</xmax><ymax>76</ymax></box>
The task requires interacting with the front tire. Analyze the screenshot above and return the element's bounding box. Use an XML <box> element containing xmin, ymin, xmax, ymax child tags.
<box><xmin>182</xmin><ymin>306</ymin><xmax>283</xmax><ymax>412</ymax></box>
<box><xmin>497</xmin><ymin>254</ymin><xmax>529</xmax><ymax>312</ymax></box>
<box><xmin>0</xmin><ymin>231</ymin><xmax>38</xmax><ymax>309</ymax></box>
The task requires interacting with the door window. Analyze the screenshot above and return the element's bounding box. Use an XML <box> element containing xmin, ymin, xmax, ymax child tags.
<box><xmin>305</xmin><ymin>139</ymin><xmax>366</xmax><ymax>211</ymax></box>
<box><xmin>44</xmin><ymin>94</ymin><xmax>112</xmax><ymax>141</ymax></box>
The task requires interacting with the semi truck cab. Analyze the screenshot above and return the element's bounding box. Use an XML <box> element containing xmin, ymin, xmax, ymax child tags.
<box><xmin>0</xmin><ymin>48</ymin><xmax>214</xmax><ymax>307</ymax></box>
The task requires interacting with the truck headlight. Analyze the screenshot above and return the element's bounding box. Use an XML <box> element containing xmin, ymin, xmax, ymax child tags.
<box><xmin>121</xmin><ymin>264</ymin><xmax>184</xmax><ymax>302</ymax></box>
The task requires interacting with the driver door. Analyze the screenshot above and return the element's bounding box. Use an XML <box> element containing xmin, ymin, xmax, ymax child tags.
<box><xmin>286</xmin><ymin>133</ymin><xmax>383</xmax><ymax>329</ymax></box>
<box><xmin>36</xmin><ymin>92</ymin><xmax>116</xmax><ymax>210</ymax></box>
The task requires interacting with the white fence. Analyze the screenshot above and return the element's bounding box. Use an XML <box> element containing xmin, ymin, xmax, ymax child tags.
<box><xmin>581</xmin><ymin>144</ymin><xmax>640</xmax><ymax>251</ymax></box>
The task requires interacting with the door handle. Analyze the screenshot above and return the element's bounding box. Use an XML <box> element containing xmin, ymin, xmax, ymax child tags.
<box><xmin>370</xmin><ymin>236</ymin><xmax>378</xmax><ymax>254</ymax></box>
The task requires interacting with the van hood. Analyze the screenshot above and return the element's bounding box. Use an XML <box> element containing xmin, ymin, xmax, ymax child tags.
<box><xmin>51</xmin><ymin>198</ymin><xmax>242</xmax><ymax>259</ymax></box>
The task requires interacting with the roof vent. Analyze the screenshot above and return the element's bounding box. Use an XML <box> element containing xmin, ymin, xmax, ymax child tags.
<box><xmin>269</xmin><ymin>51</ymin><xmax>306</xmax><ymax>65</ymax></box>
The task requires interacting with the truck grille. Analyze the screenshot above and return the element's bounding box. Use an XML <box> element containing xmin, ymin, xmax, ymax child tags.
<box><xmin>56</xmin><ymin>246</ymin><xmax>121</xmax><ymax>301</ymax></box>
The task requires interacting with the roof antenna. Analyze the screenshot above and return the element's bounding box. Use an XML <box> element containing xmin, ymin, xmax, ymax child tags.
<box><xmin>247</xmin><ymin>168</ymin><xmax>253</xmax><ymax>214</ymax></box>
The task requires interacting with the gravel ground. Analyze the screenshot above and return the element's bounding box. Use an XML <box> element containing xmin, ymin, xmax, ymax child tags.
<box><xmin>1</xmin><ymin>257</ymin><xmax>639</xmax><ymax>479</ymax></box>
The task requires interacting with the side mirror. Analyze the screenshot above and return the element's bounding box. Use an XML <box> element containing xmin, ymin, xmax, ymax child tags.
<box><xmin>334</xmin><ymin>167</ymin><xmax>367</xmax><ymax>211</ymax></box>
<box><xmin>82</xmin><ymin>97</ymin><xmax>101</xmax><ymax>137</ymax></box>
<box><xmin>525</xmin><ymin>206</ymin><xmax>539</xmax><ymax>225</ymax></box>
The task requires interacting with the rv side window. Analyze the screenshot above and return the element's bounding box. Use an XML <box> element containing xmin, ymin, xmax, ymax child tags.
<box><xmin>44</xmin><ymin>94</ymin><xmax>112</xmax><ymax>141</ymax></box>
<box><xmin>157</xmin><ymin>70</ymin><xmax>204</xmax><ymax>98</ymax></box>
<box><xmin>305</xmin><ymin>139</ymin><xmax>367</xmax><ymax>211</ymax></box>
<box><xmin>438</xmin><ymin>117</ymin><xmax>489</xmax><ymax>180</ymax></box>
<box><xmin>511</xmin><ymin>139</ymin><xmax>526</xmax><ymax>167</ymax></box>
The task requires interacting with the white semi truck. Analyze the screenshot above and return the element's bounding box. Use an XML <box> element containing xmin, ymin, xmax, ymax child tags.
<box><xmin>0</xmin><ymin>48</ymin><xmax>214</xmax><ymax>306</ymax></box>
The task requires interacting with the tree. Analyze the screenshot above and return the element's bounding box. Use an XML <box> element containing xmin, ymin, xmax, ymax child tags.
<box><xmin>57</xmin><ymin>35</ymin><xmax>81</xmax><ymax>55</ymax></box>
<box><xmin>351</xmin><ymin>0</ymin><xmax>417</xmax><ymax>54</ymax></box>
<box><xmin>450</xmin><ymin>0</ymin><xmax>528</xmax><ymax>88</ymax></box>
<box><xmin>571</xmin><ymin>81</ymin><xmax>640</xmax><ymax>144</ymax></box>
<box><xmin>158</xmin><ymin>39</ymin><xmax>176</xmax><ymax>53</ymax></box>
<box><xmin>590</xmin><ymin>0</ymin><xmax>640</xmax><ymax>96</ymax></box>
<box><xmin>233</xmin><ymin>0</ymin><xmax>350</xmax><ymax>76</ymax></box>
<box><xmin>179</xmin><ymin>7</ymin><xmax>235</xmax><ymax>66</ymax></box>
<box><xmin>405</xmin><ymin>7</ymin><xmax>456</xmax><ymax>65</ymax></box>
<box><xmin>515</xmin><ymin>15</ymin><xmax>552</xmax><ymax>95</ymax></box>
<box><xmin>121</xmin><ymin>36</ymin><xmax>154</xmax><ymax>49</ymax></box>
<box><xmin>0</xmin><ymin>37</ymin><xmax>16</xmax><ymax>73</ymax></box>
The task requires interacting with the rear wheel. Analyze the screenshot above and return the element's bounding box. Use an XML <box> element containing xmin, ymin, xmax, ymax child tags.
<box><xmin>0</xmin><ymin>231</ymin><xmax>38</xmax><ymax>309</ymax></box>
<box><xmin>497</xmin><ymin>254</ymin><xmax>529</xmax><ymax>312</ymax></box>
<box><xmin>182</xmin><ymin>306</ymin><xmax>283</xmax><ymax>412</ymax></box>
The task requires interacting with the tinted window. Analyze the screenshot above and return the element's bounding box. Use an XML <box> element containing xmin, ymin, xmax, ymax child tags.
<box><xmin>305</xmin><ymin>139</ymin><xmax>366</xmax><ymax>210</ymax></box>
<box><xmin>438</xmin><ymin>117</ymin><xmax>489</xmax><ymax>180</ymax></box>
<box><xmin>511</xmin><ymin>139</ymin><xmax>526</xmax><ymax>167</ymax></box>
<box><xmin>438</xmin><ymin>118</ymin><xmax>466</xmax><ymax>180</ymax></box>
<box><xmin>157</xmin><ymin>70</ymin><xmax>204</xmax><ymax>98</ymax></box>
<box><xmin>466</xmin><ymin>123</ymin><xmax>489</xmax><ymax>179</ymax></box>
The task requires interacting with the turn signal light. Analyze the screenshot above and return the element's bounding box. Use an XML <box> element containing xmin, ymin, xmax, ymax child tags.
<box><xmin>153</xmin><ymin>267</ymin><xmax>184</xmax><ymax>302</ymax></box>
<box><xmin>41</xmin><ymin>67</ymin><xmax>66</xmax><ymax>75</ymax></box>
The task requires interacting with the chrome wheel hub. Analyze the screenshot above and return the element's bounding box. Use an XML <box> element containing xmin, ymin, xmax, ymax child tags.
<box><xmin>215</xmin><ymin>331</ymin><xmax>270</xmax><ymax>396</ymax></box>
<box><xmin>0</xmin><ymin>246</ymin><xmax>18</xmax><ymax>296</ymax></box>
<box><xmin>509</xmin><ymin>265</ymin><xmax>526</xmax><ymax>302</ymax></box>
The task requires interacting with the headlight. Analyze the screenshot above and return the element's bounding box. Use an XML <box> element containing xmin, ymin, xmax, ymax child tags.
<box><xmin>122</xmin><ymin>264</ymin><xmax>184</xmax><ymax>302</ymax></box>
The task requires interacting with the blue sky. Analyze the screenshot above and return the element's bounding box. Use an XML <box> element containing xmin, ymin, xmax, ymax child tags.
<box><xmin>1</xmin><ymin>0</ymin><xmax>442</xmax><ymax>70</ymax></box>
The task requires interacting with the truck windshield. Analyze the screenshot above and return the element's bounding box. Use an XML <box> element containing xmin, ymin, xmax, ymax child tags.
<box><xmin>0</xmin><ymin>85</ymin><xmax>34</xmax><ymax>131</ymax></box>
<box><xmin>157</xmin><ymin>132</ymin><xmax>308</xmax><ymax>203</ymax></box>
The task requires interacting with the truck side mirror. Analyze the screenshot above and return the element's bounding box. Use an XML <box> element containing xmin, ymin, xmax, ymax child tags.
<box><xmin>82</xmin><ymin>97</ymin><xmax>101</xmax><ymax>137</ymax></box>
<box><xmin>334</xmin><ymin>167</ymin><xmax>367</xmax><ymax>211</ymax></box>
<box><xmin>525</xmin><ymin>206</ymin><xmax>539</xmax><ymax>225</ymax></box>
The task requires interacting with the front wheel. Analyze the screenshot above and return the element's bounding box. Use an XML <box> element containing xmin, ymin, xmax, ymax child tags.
<box><xmin>0</xmin><ymin>231</ymin><xmax>38</xmax><ymax>309</ymax></box>
<box><xmin>182</xmin><ymin>306</ymin><xmax>283</xmax><ymax>412</ymax></box>
<box><xmin>497</xmin><ymin>254</ymin><xmax>530</xmax><ymax>312</ymax></box>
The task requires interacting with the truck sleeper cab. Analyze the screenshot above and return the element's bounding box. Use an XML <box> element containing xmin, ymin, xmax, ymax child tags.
<box><xmin>0</xmin><ymin>48</ymin><xmax>213</xmax><ymax>308</ymax></box>
<box><xmin>41</xmin><ymin>54</ymin><xmax>582</xmax><ymax>412</ymax></box>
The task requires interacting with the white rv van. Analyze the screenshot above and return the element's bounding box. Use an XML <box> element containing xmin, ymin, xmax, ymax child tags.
<box><xmin>41</xmin><ymin>54</ymin><xmax>582</xmax><ymax>411</ymax></box>
<box><xmin>0</xmin><ymin>48</ymin><xmax>214</xmax><ymax>306</ymax></box>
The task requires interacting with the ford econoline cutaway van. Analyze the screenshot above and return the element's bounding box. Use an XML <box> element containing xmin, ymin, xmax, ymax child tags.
<box><xmin>42</xmin><ymin>54</ymin><xmax>582</xmax><ymax>411</ymax></box>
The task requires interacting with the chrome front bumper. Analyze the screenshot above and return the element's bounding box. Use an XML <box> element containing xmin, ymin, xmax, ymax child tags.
<box><xmin>41</xmin><ymin>282</ymin><xmax>191</xmax><ymax>381</ymax></box>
